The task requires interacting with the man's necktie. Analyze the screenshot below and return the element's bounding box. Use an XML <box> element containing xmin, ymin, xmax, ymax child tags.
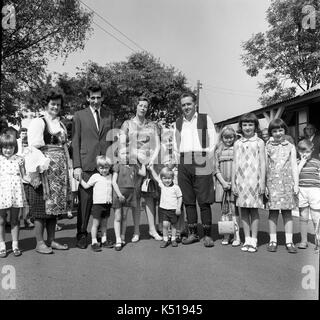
<box><xmin>95</xmin><ymin>109</ymin><xmax>100</xmax><ymax>130</ymax></box>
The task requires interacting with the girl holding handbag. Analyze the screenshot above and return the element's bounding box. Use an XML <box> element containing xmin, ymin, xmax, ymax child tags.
<box><xmin>214</xmin><ymin>126</ymin><xmax>240</xmax><ymax>246</ymax></box>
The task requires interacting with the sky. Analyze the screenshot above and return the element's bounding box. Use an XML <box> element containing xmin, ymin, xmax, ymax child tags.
<box><xmin>47</xmin><ymin>0</ymin><xmax>271</xmax><ymax>123</ymax></box>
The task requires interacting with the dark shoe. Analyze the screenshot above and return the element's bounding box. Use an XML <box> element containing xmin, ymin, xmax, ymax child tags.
<box><xmin>160</xmin><ymin>240</ymin><xmax>171</xmax><ymax>248</ymax></box>
<box><xmin>114</xmin><ymin>243</ymin><xmax>123</xmax><ymax>251</ymax></box>
<box><xmin>50</xmin><ymin>241</ymin><xmax>68</xmax><ymax>250</ymax></box>
<box><xmin>76</xmin><ymin>237</ymin><xmax>87</xmax><ymax>249</ymax></box>
<box><xmin>286</xmin><ymin>243</ymin><xmax>297</xmax><ymax>254</ymax></box>
<box><xmin>203</xmin><ymin>236</ymin><xmax>214</xmax><ymax>248</ymax></box>
<box><xmin>91</xmin><ymin>243</ymin><xmax>102</xmax><ymax>252</ymax></box>
<box><xmin>171</xmin><ymin>240</ymin><xmax>178</xmax><ymax>247</ymax></box>
<box><xmin>101</xmin><ymin>240</ymin><xmax>114</xmax><ymax>248</ymax></box>
<box><xmin>13</xmin><ymin>248</ymin><xmax>22</xmax><ymax>257</ymax></box>
<box><xmin>267</xmin><ymin>241</ymin><xmax>277</xmax><ymax>252</ymax></box>
<box><xmin>182</xmin><ymin>233</ymin><xmax>200</xmax><ymax>245</ymax></box>
<box><xmin>176</xmin><ymin>236</ymin><xmax>182</xmax><ymax>243</ymax></box>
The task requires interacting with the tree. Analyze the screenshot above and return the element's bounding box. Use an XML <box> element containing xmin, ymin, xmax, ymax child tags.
<box><xmin>241</xmin><ymin>0</ymin><xmax>320</xmax><ymax>106</ymax></box>
<box><xmin>1</xmin><ymin>0</ymin><xmax>93</xmax><ymax>122</ymax></box>
<box><xmin>56</xmin><ymin>52</ymin><xmax>190</xmax><ymax>126</ymax></box>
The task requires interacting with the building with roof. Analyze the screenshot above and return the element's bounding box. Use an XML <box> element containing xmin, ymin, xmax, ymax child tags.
<box><xmin>215</xmin><ymin>84</ymin><xmax>320</xmax><ymax>143</ymax></box>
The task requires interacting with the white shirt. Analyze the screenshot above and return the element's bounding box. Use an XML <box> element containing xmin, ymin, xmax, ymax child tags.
<box><xmin>28</xmin><ymin>113</ymin><xmax>65</xmax><ymax>148</ymax></box>
<box><xmin>173</xmin><ymin>112</ymin><xmax>216</xmax><ymax>155</ymax></box>
<box><xmin>86</xmin><ymin>173</ymin><xmax>112</xmax><ymax>204</ymax></box>
<box><xmin>90</xmin><ymin>106</ymin><xmax>100</xmax><ymax>131</ymax></box>
<box><xmin>159</xmin><ymin>181</ymin><xmax>182</xmax><ymax>210</ymax></box>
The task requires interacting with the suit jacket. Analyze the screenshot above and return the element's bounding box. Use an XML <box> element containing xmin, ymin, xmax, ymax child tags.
<box><xmin>311</xmin><ymin>134</ymin><xmax>320</xmax><ymax>160</ymax></box>
<box><xmin>72</xmin><ymin>106</ymin><xmax>114</xmax><ymax>172</ymax></box>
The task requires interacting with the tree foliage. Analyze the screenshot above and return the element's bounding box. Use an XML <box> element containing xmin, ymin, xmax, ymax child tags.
<box><xmin>241</xmin><ymin>0</ymin><xmax>320</xmax><ymax>106</ymax></box>
<box><xmin>1</xmin><ymin>0</ymin><xmax>93</xmax><ymax>122</ymax></box>
<box><xmin>56</xmin><ymin>52</ymin><xmax>190</xmax><ymax>126</ymax></box>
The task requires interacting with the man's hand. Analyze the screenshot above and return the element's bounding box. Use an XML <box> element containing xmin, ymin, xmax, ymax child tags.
<box><xmin>74</xmin><ymin>168</ymin><xmax>82</xmax><ymax>182</ymax></box>
<box><xmin>176</xmin><ymin>209</ymin><xmax>181</xmax><ymax>216</ymax></box>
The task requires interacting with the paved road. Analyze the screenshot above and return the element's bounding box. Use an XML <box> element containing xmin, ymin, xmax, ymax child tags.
<box><xmin>0</xmin><ymin>205</ymin><xmax>319</xmax><ymax>300</ymax></box>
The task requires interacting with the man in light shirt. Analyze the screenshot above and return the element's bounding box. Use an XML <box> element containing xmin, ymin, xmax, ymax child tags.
<box><xmin>173</xmin><ymin>92</ymin><xmax>216</xmax><ymax>247</ymax></box>
<box><xmin>303</xmin><ymin>123</ymin><xmax>320</xmax><ymax>160</ymax></box>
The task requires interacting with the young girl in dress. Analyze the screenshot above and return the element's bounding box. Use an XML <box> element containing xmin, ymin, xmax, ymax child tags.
<box><xmin>265</xmin><ymin>119</ymin><xmax>298</xmax><ymax>253</ymax></box>
<box><xmin>214</xmin><ymin>126</ymin><xmax>241</xmax><ymax>246</ymax></box>
<box><xmin>0</xmin><ymin>134</ymin><xmax>26</xmax><ymax>257</ymax></box>
<box><xmin>232</xmin><ymin>113</ymin><xmax>266</xmax><ymax>253</ymax></box>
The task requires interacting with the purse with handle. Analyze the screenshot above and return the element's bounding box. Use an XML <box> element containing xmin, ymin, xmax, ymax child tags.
<box><xmin>218</xmin><ymin>190</ymin><xmax>236</xmax><ymax>235</ymax></box>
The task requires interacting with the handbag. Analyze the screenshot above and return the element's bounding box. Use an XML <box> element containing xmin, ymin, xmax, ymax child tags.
<box><xmin>141</xmin><ymin>171</ymin><xmax>157</xmax><ymax>193</ymax></box>
<box><xmin>218</xmin><ymin>190</ymin><xmax>236</xmax><ymax>235</ymax></box>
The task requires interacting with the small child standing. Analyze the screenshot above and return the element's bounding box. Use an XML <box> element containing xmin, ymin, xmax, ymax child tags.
<box><xmin>0</xmin><ymin>134</ymin><xmax>26</xmax><ymax>257</ymax></box>
<box><xmin>214</xmin><ymin>126</ymin><xmax>241</xmax><ymax>246</ymax></box>
<box><xmin>80</xmin><ymin>156</ymin><xmax>113</xmax><ymax>252</ymax></box>
<box><xmin>265</xmin><ymin>119</ymin><xmax>298</xmax><ymax>254</ymax></box>
<box><xmin>232</xmin><ymin>113</ymin><xmax>266</xmax><ymax>253</ymax></box>
<box><xmin>297</xmin><ymin>139</ymin><xmax>320</xmax><ymax>250</ymax></box>
<box><xmin>112</xmin><ymin>150</ymin><xmax>146</xmax><ymax>251</ymax></box>
<box><xmin>149</xmin><ymin>165</ymin><xmax>183</xmax><ymax>248</ymax></box>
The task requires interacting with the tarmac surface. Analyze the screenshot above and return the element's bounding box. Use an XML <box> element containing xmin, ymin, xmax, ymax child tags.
<box><xmin>0</xmin><ymin>204</ymin><xmax>319</xmax><ymax>300</ymax></box>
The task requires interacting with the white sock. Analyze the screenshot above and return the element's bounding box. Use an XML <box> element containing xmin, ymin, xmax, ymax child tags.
<box><xmin>251</xmin><ymin>237</ymin><xmax>257</xmax><ymax>246</ymax></box>
<box><xmin>285</xmin><ymin>233</ymin><xmax>293</xmax><ymax>244</ymax></box>
<box><xmin>0</xmin><ymin>241</ymin><xmax>6</xmax><ymax>251</ymax></box>
<box><xmin>101</xmin><ymin>236</ymin><xmax>107</xmax><ymax>243</ymax></box>
<box><xmin>92</xmin><ymin>238</ymin><xmax>98</xmax><ymax>245</ymax></box>
<box><xmin>245</xmin><ymin>236</ymin><xmax>251</xmax><ymax>244</ymax></box>
<box><xmin>269</xmin><ymin>233</ymin><xmax>277</xmax><ymax>243</ymax></box>
<box><xmin>163</xmin><ymin>236</ymin><xmax>168</xmax><ymax>242</ymax></box>
<box><xmin>171</xmin><ymin>236</ymin><xmax>176</xmax><ymax>241</ymax></box>
<box><xmin>12</xmin><ymin>241</ymin><xmax>18</xmax><ymax>250</ymax></box>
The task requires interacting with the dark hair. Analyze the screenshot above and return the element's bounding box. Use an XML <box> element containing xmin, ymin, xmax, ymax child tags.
<box><xmin>5</xmin><ymin>126</ymin><xmax>19</xmax><ymax>139</ymax></box>
<box><xmin>20</xmin><ymin>127</ymin><xmax>27</xmax><ymax>133</ymax></box>
<box><xmin>46</xmin><ymin>90</ymin><xmax>64</xmax><ymax>110</ymax></box>
<box><xmin>297</xmin><ymin>139</ymin><xmax>314</xmax><ymax>152</ymax></box>
<box><xmin>238</xmin><ymin>112</ymin><xmax>260</xmax><ymax>134</ymax></box>
<box><xmin>0</xmin><ymin>133</ymin><xmax>18</xmax><ymax>155</ymax></box>
<box><xmin>268</xmin><ymin>118</ymin><xmax>288</xmax><ymax>136</ymax></box>
<box><xmin>86</xmin><ymin>85</ymin><xmax>102</xmax><ymax>97</ymax></box>
<box><xmin>180</xmin><ymin>92</ymin><xmax>197</xmax><ymax>103</ymax></box>
<box><xmin>136</xmin><ymin>96</ymin><xmax>150</xmax><ymax>106</ymax></box>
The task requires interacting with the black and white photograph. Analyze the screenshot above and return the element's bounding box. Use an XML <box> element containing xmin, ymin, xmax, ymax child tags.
<box><xmin>0</xmin><ymin>0</ymin><xmax>319</xmax><ymax>305</ymax></box>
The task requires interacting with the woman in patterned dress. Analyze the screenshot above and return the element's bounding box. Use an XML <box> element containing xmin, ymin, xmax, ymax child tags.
<box><xmin>27</xmin><ymin>90</ymin><xmax>70</xmax><ymax>254</ymax></box>
<box><xmin>265</xmin><ymin>119</ymin><xmax>299</xmax><ymax>253</ymax></box>
<box><xmin>232</xmin><ymin>113</ymin><xmax>266</xmax><ymax>253</ymax></box>
<box><xmin>119</xmin><ymin>96</ymin><xmax>162</xmax><ymax>242</ymax></box>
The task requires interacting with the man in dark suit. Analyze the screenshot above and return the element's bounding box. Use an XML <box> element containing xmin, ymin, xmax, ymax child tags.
<box><xmin>72</xmin><ymin>85</ymin><xmax>114</xmax><ymax>248</ymax></box>
<box><xmin>304</xmin><ymin>123</ymin><xmax>320</xmax><ymax>160</ymax></box>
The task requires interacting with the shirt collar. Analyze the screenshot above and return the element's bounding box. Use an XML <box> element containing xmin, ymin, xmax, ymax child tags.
<box><xmin>268</xmin><ymin>136</ymin><xmax>289</xmax><ymax>146</ymax></box>
<box><xmin>183</xmin><ymin>112</ymin><xmax>198</xmax><ymax>123</ymax></box>
<box><xmin>90</xmin><ymin>106</ymin><xmax>100</xmax><ymax>114</ymax></box>
<box><xmin>240</xmin><ymin>133</ymin><xmax>257</xmax><ymax>142</ymax></box>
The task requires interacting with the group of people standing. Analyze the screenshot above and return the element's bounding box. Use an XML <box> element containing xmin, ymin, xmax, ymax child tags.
<box><xmin>0</xmin><ymin>86</ymin><xmax>319</xmax><ymax>258</ymax></box>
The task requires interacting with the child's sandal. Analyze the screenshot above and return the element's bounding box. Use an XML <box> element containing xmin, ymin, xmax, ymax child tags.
<box><xmin>0</xmin><ymin>249</ymin><xmax>7</xmax><ymax>258</ymax></box>
<box><xmin>248</xmin><ymin>244</ymin><xmax>257</xmax><ymax>253</ymax></box>
<box><xmin>115</xmin><ymin>243</ymin><xmax>123</xmax><ymax>251</ymax></box>
<box><xmin>232</xmin><ymin>239</ymin><xmax>241</xmax><ymax>247</ymax></box>
<box><xmin>13</xmin><ymin>248</ymin><xmax>22</xmax><ymax>257</ymax></box>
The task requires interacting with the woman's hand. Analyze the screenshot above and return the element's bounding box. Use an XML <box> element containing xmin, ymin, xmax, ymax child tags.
<box><xmin>176</xmin><ymin>209</ymin><xmax>181</xmax><ymax>216</ymax></box>
<box><xmin>222</xmin><ymin>182</ymin><xmax>231</xmax><ymax>191</ymax></box>
<box><xmin>118</xmin><ymin>194</ymin><xmax>126</xmax><ymax>203</ymax></box>
<box><xmin>73</xmin><ymin>168</ymin><xmax>82</xmax><ymax>182</ymax></box>
<box><xmin>29</xmin><ymin>172</ymin><xmax>41</xmax><ymax>189</ymax></box>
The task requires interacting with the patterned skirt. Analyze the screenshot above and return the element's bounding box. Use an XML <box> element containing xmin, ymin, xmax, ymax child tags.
<box><xmin>41</xmin><ymin>145</ymin><xmax>71</xmax><ymax>216</ymax></box>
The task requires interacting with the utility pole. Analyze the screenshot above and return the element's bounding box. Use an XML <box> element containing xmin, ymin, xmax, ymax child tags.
<box><xmin>196</xmin><ymin>80</ymin><xmax>203</xmax><ymax>113</ymax></box>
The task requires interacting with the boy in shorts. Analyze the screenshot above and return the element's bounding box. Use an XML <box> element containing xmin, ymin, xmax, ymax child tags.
<box><xmin>149</xmin><ymin>165</ymin><xmax>183</xmax><ymax>248</ymax></box>
<box><xmin>297</xmin><ymin>139</ymin><xmax>320</xmax><ymax>250</ymax></box>
<box><xmin>80</xmin><ymin>156</ymin><xmax>113</xmax><ymax>252</ymax></box>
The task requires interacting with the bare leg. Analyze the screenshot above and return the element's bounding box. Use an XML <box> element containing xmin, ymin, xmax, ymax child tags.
<box><xmin>132</xmin><ymin>201</ymin><xmax>141</xmax><ymax>237</ymax></box>
<box><xmin>240</xmin><ymin>207</ymin><xmax>251</xmax><ymax>243</ymax></box>
<box><xmin>46</xmin><ymin>218</ymin><xmax>57</xmax><ymax>245</ymax></box>
<box><xmin>250</xmin><ymin>208</ymin><xmax>259</xmax><ymax>244</ymax></box>
<box><xmin>121</xmin><ymin>208</ymin><xmax>128</xmax><ymax>242</ymax></box>
<box><xmin>282</xmin><ymin>210</ymin><xmax>293</xmax><ymax>244</ymax></box>
<box><xmin>34</xmin><ymin>218</ymin><xmax>45</xmax><ymax>243</ymax></box>
<box><xmin>10</xmin><ymin>208</ymin><xmax>20</xmax><ymax>249</ymax></box>
<box><xmin>114</xmin><ymin>208</ymin><xmax>122</xmax><ymax>244</ymax></box>
<box><xmin>299</xmin><ymin>207</ymin><xmax>309</xmax><ymax>245</ymax></box>
<box><xmin>0</xmin><ymin>212</ymin><xmax>6</xmax><ymax>250</ymax></box>
<box><xmin>268</xmin><ymin>210</ymin><xmax>279</xmax><ymax>243</ymax></box>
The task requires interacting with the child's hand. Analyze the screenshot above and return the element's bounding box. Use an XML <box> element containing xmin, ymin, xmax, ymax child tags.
<box><xmin>293</xmin><ymin>185</ymin><xmax>299</xmax><ymax>195</ymax></box>
<box><xmin>176</xmin><ymin>209</ymin><xmax>181</xmax><ymax>216</ymax></box>
<box><xmin>232</xmin><ymin>186</ymin><xmax>238</xmax><ymax>196</ymax></box>
<box><xmin>118</xmin><ymin>194</ymin><xmax>126</xmax><ymax>203</ymax></box>
<box><xmin>30</xmin><ymin>172</ymin><xmax>41</xmax><ymax>188</ymax></box>
<box><xmin>222</xmin><ymin>182</ymin><xmax>231</xmax><ymax>191</ymax></box>
<box><xmin>258</xmin><ymin>185</ymin><xmax>265</xmax><ymax>195</ymax></box>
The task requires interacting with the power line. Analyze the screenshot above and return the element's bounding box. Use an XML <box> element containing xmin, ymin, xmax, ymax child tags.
<box><xmin>92</xmin><ymin>20</ymin><xmax>136</xmax><ymax>53</ymax></box>
<box><xmin>204</xmin><ymin>83</ymin><xmax>259</xmax><ymax>95</ymax></box>
<box><xmin>202</xmin><ymin>86</ymin><xmax>258</xmax><ymax>98</ymax></box>
<box><xmin>80</xmin><ymin>0</ymin><xmax>146</xmax><ymax>52</ymax></box>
